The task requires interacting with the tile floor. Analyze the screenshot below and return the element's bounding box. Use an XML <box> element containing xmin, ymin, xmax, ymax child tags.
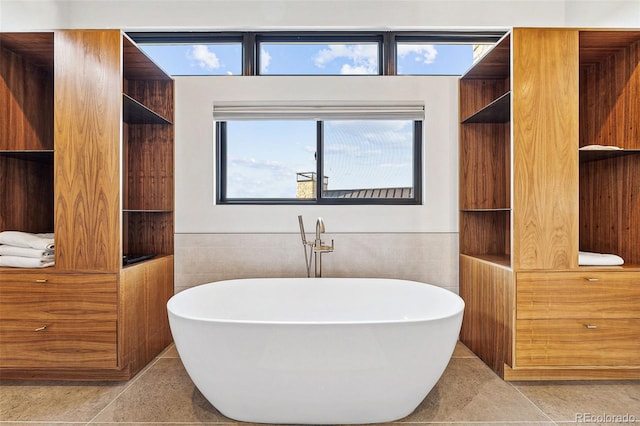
<box><xmin>1</xmin><ymin>342</ymin><xmax>638</xmax><ymax>425</ymax></box>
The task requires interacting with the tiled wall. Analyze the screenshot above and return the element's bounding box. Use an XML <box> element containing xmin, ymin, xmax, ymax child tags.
<box><xmin>174</xmin><ymin>232</ymin><xmax>458</xmax><ymax>294</ymax></box>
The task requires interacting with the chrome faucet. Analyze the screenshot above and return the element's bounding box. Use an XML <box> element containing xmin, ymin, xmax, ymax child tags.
<box><xmin>313</xmin><ymin>217</ymin><xmax>334</xmax><ymax>278</ymax></box>
<box><xmin>298</xmin><ymin>215</ymin><xmax>334</xmax><ymax>278</ymax></box>
<box><xmin>315</xmin><ymin>217</ymin><xmax>325</xmax><ymax>247</ymax></box>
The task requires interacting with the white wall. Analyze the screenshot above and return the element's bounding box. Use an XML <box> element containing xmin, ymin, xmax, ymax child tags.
<box><xmin>2</xmin><ymin>0</ymin><xmax>638</xmax><ymax>31</ymax></box>
<box><xmin>174</xmin><ymin>75</ymin><xmax>460</xmax><ymax>291</ymax></box>
<box><xmin>176</xmin><ymin>76</ymin><xmax>459</xmax><ymax>234</ymax></box>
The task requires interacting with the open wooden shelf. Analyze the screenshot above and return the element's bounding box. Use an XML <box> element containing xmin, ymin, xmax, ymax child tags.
<box><xmin>459</xmin><ymin>28</ymin><xmax>640</xmax><ymax>381</ymax></box>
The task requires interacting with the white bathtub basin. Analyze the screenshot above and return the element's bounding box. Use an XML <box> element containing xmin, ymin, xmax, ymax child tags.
<box><xmin>167</xmin><ymin>277</ymin><xmax>464</xmax><ymax>424</ymax></box>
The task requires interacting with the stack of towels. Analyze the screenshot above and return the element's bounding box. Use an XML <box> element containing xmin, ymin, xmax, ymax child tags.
<box><xmin>578</xmin><ymin>250</ymin><xmax>624</xmax><ymax>266</ymax></box>
<box><xmin>0</xmin><ymin>231</ymin><xmax>55</xmax><ymax>268</ymax></box>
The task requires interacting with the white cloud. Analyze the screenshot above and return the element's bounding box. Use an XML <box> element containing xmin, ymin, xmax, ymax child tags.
<box><xmin>187</xmin><ymin>45</ymin><xmax>221</xmax><ymax>70</ymax></box>
<box><xmin>397</xmin><ymin>44</ymin><xmax>438</xmax><ymax>64</ymax></box>
<box><xmin>260</xmin><ymin>47</ymin><xmax>272</xmax><ymax>73</ymax></box>
<box><xmin>314</xmin><ymin>44</ymin><xmax>378</xmax><ymax>75</ymax></box>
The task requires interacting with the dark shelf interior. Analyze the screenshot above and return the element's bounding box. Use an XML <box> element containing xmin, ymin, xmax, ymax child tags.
<box><xmin>462</xmin><ymin>92</ymin><xmax>510</xmax><ymax>124</ymax></box>
<box><xmin>123</xmin><ymin>94</ymin><xmax>172</xmax><ymax>125</ymax></box>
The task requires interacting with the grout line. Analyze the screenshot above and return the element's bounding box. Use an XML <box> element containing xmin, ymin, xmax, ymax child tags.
<box><xmin>84</xmin><ymin>355</ymin><xmax>165</xmax><ymax>425</ymax></box>
<box><xmin>507</xmin><ymin>382</ymin><xmax>558</xmax><ymax>426</ymax></box>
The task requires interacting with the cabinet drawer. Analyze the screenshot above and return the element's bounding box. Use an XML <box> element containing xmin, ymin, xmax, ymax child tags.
<box><xmin>0</xmin><ymin>273</ymin><xmax>118</xmax><ymax>368</ymax></box>
<box><xmin>515</xmin><ymin>318</ymin><xmax>640</xmax><ymax>367</ymax></box>
<box><xmin>0</xmin><ymin>273</ymin><xmax>117</xmax><ymax>321</ymax></box>
<box><xmin>517</xmin><ymin>272</ymin><xmax>640</xmax><ymax>319</ymax></box>
<box><xmin>0</xmin><ymin>319</ymin><xmax>117</xmax><ymax>368</ymax></box>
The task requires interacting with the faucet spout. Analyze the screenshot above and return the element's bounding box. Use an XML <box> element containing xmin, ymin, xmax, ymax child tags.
<box><xmin>315</xmin><ymin>217</ymin><xmax>325</xmax><ymax>242</ymax></box>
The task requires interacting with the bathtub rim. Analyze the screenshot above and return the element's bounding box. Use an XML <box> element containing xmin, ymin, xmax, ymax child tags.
<box><xmin>167</xmin><ymin>277</ymin><xmax>465</xmax><ymax>326</ymax></box>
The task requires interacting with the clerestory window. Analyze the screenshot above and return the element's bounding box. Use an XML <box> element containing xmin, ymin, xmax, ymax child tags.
<box><xmin>128</xmin><ymin>31</ymin><xmax>504</xmax><ymax>76</ymax></box>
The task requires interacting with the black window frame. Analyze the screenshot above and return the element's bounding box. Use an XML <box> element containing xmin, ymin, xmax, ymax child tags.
<box><xmin>255</xmin><ymin>32</ymin><xmax>385</xmax><ymax>76</ymax></box>
<box><xmin>127</xmin><ymin>30</ymin><xmax>506</xmax><ymax>76</ymax></box>
<box><xmin>216</xmin><ymin>120</ymin><xmax>423</xmax><ymax>205</ymax></box>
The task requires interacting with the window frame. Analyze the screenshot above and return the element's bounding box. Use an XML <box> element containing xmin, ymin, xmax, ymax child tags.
<box><xmin>255</xmin><ymin>32</ymin><xmax>384</xmax><ymax>76</ymax></box>
<box><xmin>216</xmin><ymin>120</ymin><xmax>422</xmax><ymax>205</ymax></box>
<box><xmin>127</xmin><ymin>30</ymin><xmax>506</xmax><ymax>76</ymax></box>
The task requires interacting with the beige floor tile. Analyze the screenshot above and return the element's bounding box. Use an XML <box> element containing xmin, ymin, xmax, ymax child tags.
<box><xmin>451</xmin><ymin>341</ymin><xmax>477</xmax><ymax>358</ymax></box>
<box><xmin>0</xmin><ymin>380</ymin><xmax>126</xmax><ymax>422</ymax></box>
<box><xmin>395</xmin><ymin>423</ymin><xmax>556</xmax><ymax>426</ymax></box>
<box><xmin>514</xmin><ymin>380</ymin><xmax>640</xmax><ymax>423</ymax></box>
<box><xmin>90</xmin><ymin>423</ymin><xmax>236</xmax><ymax>426</ymax></box>
<box><xmin>0</xmin><ymin>423</ymin><xmax>84</xmax><ymax>426</ymax></box>
<box><xmin>90</xmin><ymin>358</ymin><xmax>231</xmax><ymax>423</ymax></box>
<box><xmin>401</xmin><ymin>358</ymin><xmax>552</xmax><ymax>423</ymax></box>
<box><xmin>159</xmin><ymin>343</ymin><xmax>180</xmax><ymax>358</ymax></box>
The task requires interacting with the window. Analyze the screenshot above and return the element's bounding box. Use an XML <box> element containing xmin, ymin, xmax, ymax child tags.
<box><xmin>257</xmin><ymin>34</ymin><xmax>381</xmax><ymax>75</ymax></box>
<box><xmin>138</xmin><ymin>43</ymin><xmax>242</xmax><ymax>75</ymax></box>
<box><xmin>396</xmin><ymin>43</ymin><xmax>475</xmax><ymax>75</ymax></box>
<box><xmin>128</xmin><ymin>31</ymin><xmax>504</xmax><ymax>76</ymax></box>
<box><xmin>215</xmin><ymin>105</ymin><xmax>423</xmax><ymax>204</ymax></box>
<box><xmin>131</xmin><ymin>33</ymin><xmax>243</xmax><ymax>75</ymax></box>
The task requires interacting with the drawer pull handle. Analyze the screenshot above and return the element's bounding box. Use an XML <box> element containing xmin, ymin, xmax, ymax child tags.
<box><xmin>34</xmin><ymin>325</ymin><xmax>48</xmax><ymax>332</ymax></box>
<box><xmin>585</xmin><ymin>277</ymin><xmax>599</xmax><ymax>282</ymax></box>
<box><xmin>584</xmin><ymin>324</ymin><xmax>597</xmax><ymax>329</ymax></box>
<box><xmin>35</xmin><ymin>279</ymin><xmax>48</xmax><ymax>283</ymax></box>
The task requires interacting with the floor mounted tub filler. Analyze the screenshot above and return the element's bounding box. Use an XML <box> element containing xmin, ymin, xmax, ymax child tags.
<box><xmin>167</xmin><ymin>278</ymin><xmax>464</xmax><ymax>424</ymax></box>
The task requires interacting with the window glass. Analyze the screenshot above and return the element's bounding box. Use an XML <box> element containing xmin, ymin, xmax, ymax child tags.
<box><xmin>138</xmin><ymin>43</ymin><xmax>242</xmax><ymax>75</ymax></box>
<box><xmin>223</xmin><ymin>120</ymin><xmax>317</xmax><ymax>199</ymax></box>
<box><xmin>322</xmin><ymin>120</ymin><xmax>415</xmax><ymax>199</ymax></box>
<box><xmin>396</xmin><ymin>43</ymin><xmax>480</xmax><ymax>75</ymax></box>
<box><xmin>259</xmin><ymin>42</ymin><xmax>379</xmax><ymax>75</ymax></box>
<box><xmin>218</xmin><ymin>118</ymin><xmax>420</xmax><ymax>204</ymax></box>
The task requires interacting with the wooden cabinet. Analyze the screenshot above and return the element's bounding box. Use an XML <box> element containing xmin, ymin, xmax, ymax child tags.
<box><xmin>1</xmin><ymin>31</ymin><xmax>174</xmax><ymax>380</ymax></box>
<box><xmin>515</xmin><ymin>271</ymin><xmax>640</xmax><ymax>368</ymax></box>
<box><xmin>459</xmin><ymin>28</ymin><xmax>640</xmax><ymax>380</ymax></box>
<box><xmin>0</xmin><ymin>273</ymin><xmax>118</xmax><ymax>368</ymax></box>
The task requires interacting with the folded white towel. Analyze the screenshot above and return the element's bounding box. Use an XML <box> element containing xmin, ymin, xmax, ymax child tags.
<box><xmin>579</xmin><ymin>144</ymin><xmax>623</xmax><ymax>151</ymax></box>
<box><xmin>0</xmin><ymin>244</ymin><xmax>54</xmax><ymax>258</ymax></box>
<box><xmin>0</xmin><ymin>255</ymin><xmax>54</xmax><ymax>268</ymax></box>
<box><xmin>579</xmin><ymin>251</ymin><xmax>624</xmax><ymax>266</ymax></box>
<box><xmin>0</xmin><ymin>231</ymin><xmax>54</xmax><ymax>251</ymax></box>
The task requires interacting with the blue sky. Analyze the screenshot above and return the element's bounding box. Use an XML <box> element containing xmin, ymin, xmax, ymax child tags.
<box><xmin>140</xmin><ymin>42</ymin><xmax>475</xmax><ymax>199</ymax></box>
<box><xmin>140</xmin><ymin>42</ymin><xmax>474</xmax><ymax>76</ymax></box>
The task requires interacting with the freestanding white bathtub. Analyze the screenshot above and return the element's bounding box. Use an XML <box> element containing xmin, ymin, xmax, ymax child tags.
<box><xmin>167</xmin><ymin>278</ymin><xmax>464</xmax><ymax>424</ymax></box>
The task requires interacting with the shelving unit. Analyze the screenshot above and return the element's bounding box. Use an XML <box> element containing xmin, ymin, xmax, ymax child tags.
<box><xmin>1</xmin><ymin>30</ymin><xmax>174</xmax><ymax>380</ymax></box>
<box><xmin>122</xmin><ymin>35</ymin><xmax>174</xmax><ymax>260</ymax></box>
<box><xmin>459</xmin><ymin>34</ymin><xmax>511</xmax><ymax>267</ymax></box>
<box><xmin>578</xmin><ymin>30</ymin><xmax>640</xmax><ymax>270</ymax></box>
<box><xmin>1</xmin><ymin>32</ymin><xmax>55</xmax><ymax>238</ymax></box>
<box><xmin>459</xmin><ymin>28</ymin><xmax>640</xmax><ymax>381</ymax></box>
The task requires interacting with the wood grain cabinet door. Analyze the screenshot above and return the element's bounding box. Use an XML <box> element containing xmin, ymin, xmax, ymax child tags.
<box><xmin>0</xmin><ymin>273</ymin><xmax>118</xmax><ymax>368</ymax></box>
<box><xmin>515</xmin><ymin>271</ymin><xmax>640</xmax><ymax>367</ymax></box>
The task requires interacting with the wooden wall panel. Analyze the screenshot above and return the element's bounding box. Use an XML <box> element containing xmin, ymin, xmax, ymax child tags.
<box><xmin>54</xmin><ymin>30</ymin><xmax>122</xmax><ymax>273</ymax></box>
<box><xmin>580</xmin><ymin>155</ymin><xmax>640</xmax><ymax>265</ymax></box>
<box><xmin>459</xmin><ymin>79</ymin><xmax>509</xmax><ymax>122</ymax></box>
<box><xmin>580</xmin><ymin>39</ymin><xmax>640</xmax><ymax>149</ymax></box>
<box><xmin>126</xmin><ymin>124</ymin><xmax>174</xmax><ymax>211</ymax></box>
<box><xmin>459</xmin><ymin>255</ymin><xmax>514</xmax><ymax>376</ymax></box>
<box><xmin>512</xmin><ymin>28</ymin><xmax>580</xmax><ymax>270</ymax></box>
<box><xmin>459</xmin><ymin>210</ymin><xmax>510</xmax><ymax>260</ymax></box>
<box><xmin>459</xmin><ymin>123</ymin><xmax>510</xmax><ymax>210</ymax></box>
<box><xmin>0</xmin><ymin>155</ymin><xmax>54</xmax><ymax>233</ymax></box>
<box><xmin>0</xmin><ymin>43</ymin><xmax>53</xmax><ymax>151</ymax></box>
<box><xmin>124</xmin><ymin>212</ymin><xmax>174</xmax><ymax>256</ymax></box>
<box><xmin>119</xmin><ymin>256</ymin><xmax>174</xmax><ymax>375</ymax></box>
<box><xmin>126</xmin><ymin>80</ymin><xmax>174</xmax><ymax>122</ymax></box>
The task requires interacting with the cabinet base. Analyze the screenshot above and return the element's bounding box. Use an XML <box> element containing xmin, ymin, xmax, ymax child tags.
<box><xmin>503</xmin><ymin>364</ymin><xmax>640</xmax><ymax>381</ymax></box>
<box><xmin>0</xmin><ymin>366</ymin><xmax>133</xmax><ymax>381</ymax></box>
